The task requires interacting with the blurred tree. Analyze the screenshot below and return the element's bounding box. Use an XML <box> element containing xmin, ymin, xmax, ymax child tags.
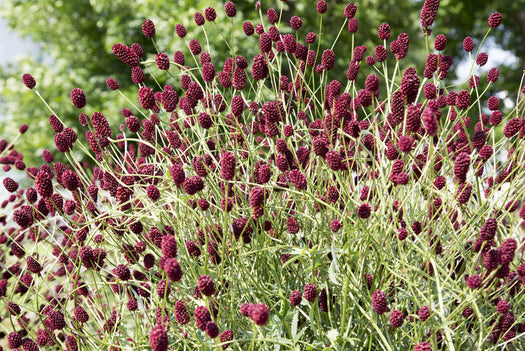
<box><xmin>436</xmin><ymin>0</ymin><xmax>525</xmax><ymax>98</ymax></box>
<box><xmin>0</xmin><ymin>0</ymin><xmax>522</xmax><ymax>168</ymax></box>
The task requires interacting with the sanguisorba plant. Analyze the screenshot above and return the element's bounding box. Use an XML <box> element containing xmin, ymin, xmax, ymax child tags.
<box><xmin>1</xmin><ymin>0</ymin><xmax>525</xmax><ymax>350</ymax></box>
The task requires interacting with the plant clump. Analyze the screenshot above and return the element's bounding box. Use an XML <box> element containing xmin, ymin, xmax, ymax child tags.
<box><xmin>1</xmin><ymin>1</ymin><xmax>524</xmax><ymax>350</ymax></box>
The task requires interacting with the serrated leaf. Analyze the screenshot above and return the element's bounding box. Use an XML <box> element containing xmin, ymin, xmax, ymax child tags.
<box><xmin>295</xmin><ymin>326</ymin><xmax>309</xmax><ymax>340</ymax></box>
<box><xmin>291</xmin><ymin>308</ymin><xmax>299</xmax><ymax>339</ymax></box>
<box><xmin>328</xmin><ymin>244</ymin><xmax>341</xmax><ymax>285</ymax></box>
<box><xmin>328</xmin><ymin>259</ymin><xmax>340</xmax><ymax>285</ymax></box>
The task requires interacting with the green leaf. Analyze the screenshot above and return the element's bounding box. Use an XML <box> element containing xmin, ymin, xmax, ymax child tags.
<box><xmin>291</xmin><ymin>308</ymin><xmax>299</xmax><ymax>340</ymax></box>
<box><xmin>329</xmin><ymin>243</ymin><xmax>341</xmax><ymax>285</ymax></box>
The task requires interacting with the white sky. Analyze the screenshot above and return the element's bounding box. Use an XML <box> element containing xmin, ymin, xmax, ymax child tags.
<box><xmin>0</xmin><ymin>17</ymin><xmax>42</xmax><ymax>64</ymax></box>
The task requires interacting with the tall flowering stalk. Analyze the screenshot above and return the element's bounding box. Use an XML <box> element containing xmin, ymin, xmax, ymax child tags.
<box><xmin>1</xmin><ymin>2</ymin><xmax>525</xmax><ymax>350</ymax></box>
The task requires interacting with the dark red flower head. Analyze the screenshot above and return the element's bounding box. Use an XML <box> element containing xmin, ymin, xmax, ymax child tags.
<box><xmin>398</xmin><ymin>135</ymin><xmax>414</xmax><ymax>153</ymax></box>
<box><xmin>417</xmin><ymin>305</ymin><xmax>430</xmax><ymax>321</ymax></box>
<box><xmin>131</xmin><ymin>42</ymin><xmax>143</xmax><ymax>57</ymax></box>
<box><xmin>290</xmin><ymin>16</ymin><xmax>302</xmax><ymax>30</ymax></box>
<box><xmin>344</xmin><ymin>3</ymin><xmax>357</xmax><ymax>19</ymax></box>
<box><xmin>149</xmin><ymin>325</ymin><xmax>168</xmax><ymax>351</ymax></box>
<box><xmin>26</xmin><ymin>256</ymin><xmax>43</xmax><ymax>274</ymax></box>
<box><xmin>156</xmin><ymin>52</ymin><xmax>170</xmax><ymax>70</ymax></box>
<box><xmin>161</xmin><ymin>235</ymin><xmax>177</xmax><ymax>260</ymax></box>
<box><xmin>35</xmin><ymin>170</ymin><xmax>53</xmax><ymax>198</ymax></box>
<box><xmin>288</xmin><ymin>169</ymin><xmax>307</xmax><ymax>190</ymax></box>
<box><xmin>225</xmin><ymin>1</ymin><xmax>237</xmax><ymax>17</ymax></box>
<box><xmin>489</xmin><ymin>110</ymin><xmax>502</xmax><ymax>126</ymax></box>
<box><xmin>206</xmin><ymin>321</ymin><xmax>219</xmax><ymax>338</ymax></box>
<box><xmin>487</xmin><ymin>67</ymin><xmax>499</xmax><ymax>83</ymax></box>
<box><xmin>142</xmin><ymin>19</ymin><xmax>155</xmax><ymax>38</ymax></box>
<box><xmin>467</xmin><ymin>274</ymin><xmax>482</xmax><ymax>289</ymax></box>
<box><xmin>3</xmin><ymin>177</ymin><xmax>19</xmax><ymax>193</ymax></box>
<box><xmin>195</xmin><ymin>306</ymin><xmax>212</xmax><ymax>330</ymax></box>
<box><xmin>348</xmin><ymin>18</ymin><xmax>358</xmax><ymax>33</ymax></box>
<box><xmin>290</xmin><ymin>289</ymin><xmax>302</xmax><ymax>306</ymax></box>
<box><xmin>13</xmin><ymin>205</ymin><xmax>34</xmax><ymax>227</ymax></box>
<box><xmin>499</xmin><ymin>238</ymin><xmax>517</xmax><ymax>265</ymax></box>
<box><xmin>463</xmin><ymin>36</ymin><xmax>474</xmax><ymax>52</ymax></box>
<box><xmin>47</xmin><ymin>309</ymin><xmax>66</xmax><ymax>330</ymax></box>
<box><xmin>488</xmin><ymin>11</ymin><xmax>502</xmax><ymax>28</ymax></box>
<box><xmin>316</xmin><ymin>1</ymin><xmax>327</xmax><ymax>14</ymax></box>
<box><xmin>220</xmin><ymin>330</ymin><xmax>234</xmax><ymax>349</ymax></box>
<box><xmin>267</xmin><ymin>8</ymin><xmax>278</xmax><ymax>23</ymax></box>
<box><xmin>48</xmin><ymin>114</ymin><xmax>63</xmax><ymax>133</ymax></box>
<box><xmin>371</xmin><ymin>290</ymin><xmax>389</xmax><ymax>314</ymax></box>
<box><xmin>112</xmin><ymin>43</ymin><xmax>139</xmax><ymax>67</ymax></box>
<box><xmin>378</xmin><ymin>23</ymin><xmax>390</xmax><ymax>40</ymax></box>
<box><xmin>189</xmin><ymin>39</ymin><xmax>202</xmax><ymax>55</ymax></box>
<box><xmin>420</xmin><ymin>0</ymin><xmax>440</xmax><ymax>33</ymax></box>
<box><xmin>476</xmin><ymin>52</ymin><xmax>488</xmax><ymax>66</ymax></box>
<box><xmin>106</xmin><ymin>77</ymin><xmax>119</xmax><ymax>90</ymax></box>
<box><xmin>434</xmin><ymin>34</ymin><xmax>446</xmax><ymax>51</ymax></box>
<box><xmin>8</xmin><ymin>332</ymin><xmax>22</xmax><ymax>349</ymax></box>
<box><xmin>282</xmin><ymin>34</ymin><xmax>296</xmax><ymax>54</ymax></box>
<box><xmin>112</xmin><ymin>264</ymin><xmax>131</xmax><ymax>280</ymax></box>
<box><xmin>249</xmin><ymin>303</ymin><xmax>269</xmax><ymax>325</ymax></box>
<box><xmin>252</xmin><ymin>54</ymin><xmax>269</xmax><ymax>80</ymax></box>
<box><xmin>164</xmin><ymin>258</ymin><xmax>183</xmax><ymax>281</ymax></box>
<box><xmin>70</xmin><ymin>88</ymin><xmax>86</xmax><ymax>109</ymax></box>
<box><xmin>455</xmin><ymin>89</ymin><xmax>471</xmax><ymax>110</ymax></box>
<box><xmin>175</xmin><ymin>24</ymin><xmax>186</xmax><ymax>38</ymax></box>
<box><xmin>74</xmin><ymin>306</ymin><xmax>89</xmax><ymax>323</ymax></box>
<box><xmin>205</xmin><ymin>7</ymin><xmax>217</xmax><ymax>21</ymax></box>
<box><xmin>357</xmin><ymin>203</ymin><xmax>372</xmax><ymax>219</ymax></box>
<box><xmin>400</xmin><ymin>67</ymin><xmax>420</xmax><ymax>104</ymax></box>
<box><xmin>259</xmin><ymin>33</ymin><xmax>272</xmax><ymax>53</ymax></box>
<box><xmin>8</xmin><ymin>332</ymin><xmax>22</xmax><ymax>348</ymax></box>
<box><xmin>220</xmin><ymin>151</ymin><xmax>236</xmax><ymax>180</ymax></box>
<box><xmin>194</xmin><ymin>12</ymin><xmax>205</xmax><ymax>26</ymax></box>
<box><xmin>161</xmin><ymin>85</ymin><xmax>179</xmax><ymax>112</ymax></box>
<box><xmin>304</xmin><ymin>283</ymin><xmax>317</xmax><ymax>302</ymax></box>
<box><xmin>139</xmin><ymin>86</ymin><xmax>156</xmax><ymax>110</ymax></box>
<box><xmin>286</xmin><ymin>217</ymin><xmax>300</xmax><ymax>234</ymax></box>
<box><xmin>414</xmin><ymin>342</ymin><xmax>432</xmax><ymax>351</ymax></box>
<box><xmin>497</xmin><ymin>300</ymin><xmax>510</xmax><ymax>314</ymax></box>
<box><xmin>174</xmin><ymin>300</ymin><xmax>190</xmax><ymax>324</ymax></box>
<box><xmin>306</xmin><ymin>32</ymin><xmax>317</xmax><ymax>44</ymax></box>
<box><xmin>321</xmin><ymin>49</ymin><xmax>335</xmax><ymax>71</ymax></box>
<box><xmin>453</xmin><ymin>151</ymin><xmax>470</xmax><ymax>183</ymax></box>
<box><xmin>198</xmin><ymin>275</ymin><xmax>216</xmax><ymax>296</ymax></box>
<box><xmin>7</xmin><ymin>301</ymin><xmax>21</xmax><ymax>315</ymax></box>
<box><xmin>389</xmin><ymin>309</ymin><xmax>404</xmax><ymax>328</ymax></box>
<box><xmin>375</xmin><ymin>45</ymin><xmax>387</xmax><ymax>62</ymax></box>
<box><xmin>242</xmin><ymin>21</ymin><xmax>254</xmax><ymax>36</ymax></box>
<box><xmin>22</xmin><ymin>73</ymin><xmax>36</xmax><ymax>89</ymax></box>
